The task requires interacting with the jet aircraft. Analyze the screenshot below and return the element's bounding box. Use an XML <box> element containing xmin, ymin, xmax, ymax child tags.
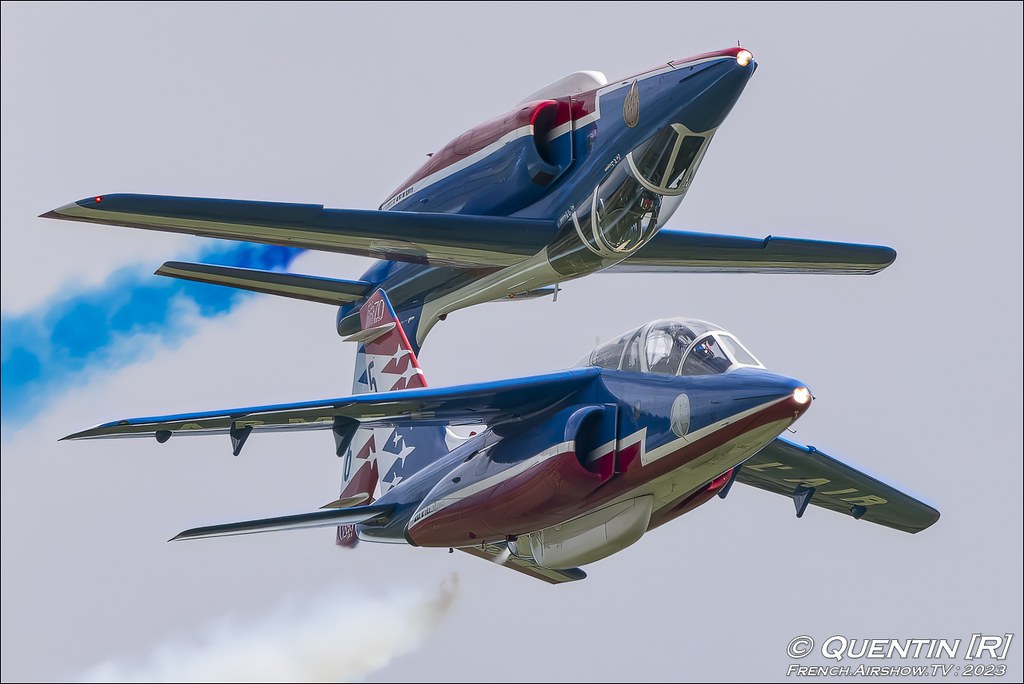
<box><xmin>50</xmin><ymin>47</ymin><xmax>929</xmax><ymax>579</ymax></box>
<box><xmin>63</xmin><ymin>289</ymin><xmax>939</xmax><ymax>583</ymax></box>
<box><xmin>43</xmin><ymin>46</ymin><xmax>895</xmax><ymax>353</ymax></box>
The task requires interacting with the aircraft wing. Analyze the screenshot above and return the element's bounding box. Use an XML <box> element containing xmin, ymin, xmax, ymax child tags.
<box><xmin>736</xmin><ymin>438</ymin><xmax>939</xmax><ymax>533</ymax></box>
<box><xmin>42</xmin><ymin>194</ymin><xmax>558</xmax><ymax>269</ymax></box>
<box><xmin>61</xmin><ymin>368</ymin><xmax>601</xmax><ymax>443</ymax></box>
<box><xmin>460</xmin><ymin>543</ymin><xmax>587</xmax><ymax>584</ymax></box>
<box><xmin>610</xmin><ymin>229</ymin><xmax>897</xmax><ymax>274</ymax></box>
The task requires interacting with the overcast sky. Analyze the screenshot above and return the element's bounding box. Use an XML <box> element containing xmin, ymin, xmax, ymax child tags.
<box><xmin>2</xmin><ymin>2</ymin><xmax>1022</xmax><ymax>682</ymax></box>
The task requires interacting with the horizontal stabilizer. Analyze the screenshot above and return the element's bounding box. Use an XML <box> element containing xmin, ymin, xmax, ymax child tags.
<box><xmin>156</xmin><ymin>261</ymin><xmax>371</xmax><ymax>305</ymax></box>
<box><xmin>738</xmin><ymin>438</ymin><xmax>939</xmax><ymax>533</ymax></box>
<box><xmin>42</xmin><ymin>194</ymin><xmax>557</xmax><ymax>268</ymax></box>
<box><xmin>611</xmin><ymin>229</ymin><xmax>897</xmax><ymax>275</ymax></box>
<box><xmin>342</xmin><ymin>322</ymin><xmax>396</xmax><ymax>344</ymax></box>
<box><xmin>320</xmin><ymin>494</ymin><xmax>370</xmax><ymax>509</ymax></box>
<box><xmin>171</xmin><ymin>503</ymin><xmax>394</xmax><ymax>541</ymax></box>
<box><xmin>62</xmin><ymin>368</ymin><xmax>600</xmax><ymax>441</ymax></box>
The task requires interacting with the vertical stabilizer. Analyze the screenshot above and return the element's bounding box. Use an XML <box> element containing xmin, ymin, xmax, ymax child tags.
<box><xmin>336</xmin><ymin>289</ymin><xmax>442</xmax><ymax>546</ymax></box>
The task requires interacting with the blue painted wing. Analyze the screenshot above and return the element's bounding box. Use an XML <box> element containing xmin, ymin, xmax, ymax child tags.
<box><xmin>737</xmin><ymin>438</ymin><xmax>940</xmax><ymax>533</ymax></box>
<box><xmin>42</xmin><ymin>194</ymin><xmax>558</xmax><ymax>269</ymax></box>
<box><xmin>611</xmin><ymin>229</ymin><xmax>897</xmax><ymax>274</ymax></box>
<box><xmin>62</xmin><ymin>368</ymin><xmax>601</xmax><ymax>441</ymax></box>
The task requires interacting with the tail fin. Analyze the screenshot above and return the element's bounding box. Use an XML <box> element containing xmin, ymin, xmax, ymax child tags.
<box><xmin>348</xmin><ymin>289</ymin><xmax>428</xmax><ymax>393</ymax></box>
<box><xmin>336</xmin><ymin>289</ymin><xmax>446</xmax><ymax>547</ymax></box>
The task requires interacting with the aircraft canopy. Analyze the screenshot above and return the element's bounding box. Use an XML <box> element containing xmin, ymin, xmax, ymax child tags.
<box><xmin>584</xmin><ymin>318</ymin><xmax>764</xmax><ymax>376</ymax></box>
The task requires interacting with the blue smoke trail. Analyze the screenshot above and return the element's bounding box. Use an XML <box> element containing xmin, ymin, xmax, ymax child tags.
<box><xmin>1</xmin><ymin>243</ymin><xmax>305</xmax><ymax>431</ymax></box>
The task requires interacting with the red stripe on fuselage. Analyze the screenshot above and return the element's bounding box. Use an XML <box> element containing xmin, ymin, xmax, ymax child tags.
<box><xmin>408</xmin><ymin>394</ymin><xmax>803</xmax><ymax>547</ymax></box>
<box><xmin>387</xmin><ymin>99</ymin><xmax>567</xmax><ymax>202</ymax></box>
<box><xmin>646</xmin><ymin>468</ymin><xmax>733</xmax><ymax>531</ymax></box>
<box><xmin>672</xmin><ymin>47</ymin><xmax>749</xmax><ymax>66</ymax></box>
<box><xmin>406</xmin><ymin>446</ymin><xmax>609</xmax><ymax>547</ymax></box>
<box><xmin>618</xmin><ymin>47</ymin><xmax>750</xmax><ymax>84</ymax></box>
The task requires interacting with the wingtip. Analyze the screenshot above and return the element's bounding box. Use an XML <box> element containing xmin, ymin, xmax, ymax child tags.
<box><xmin>863</xmin><ymin>245</ymin><xmax>897</xmax><ymax>275</ymax></box>
<box><xmin>60</xmin><ymin>427</ymin><xmax>96</xmax><ymax>441</ymax></box>
<box><xmin>40</xmin><ymin>201</ymin><xmax>85</xmax><ymax>220</ymax></box>
<box><xmin>40</xmin><ymin>196</ymin><xmax>113</xmax><ymax>220</ymax></box>
<box><xmin>921</xmin><ymin>506</ymin><xmax>941</xmax><ymax>531</ymax></box>
<box><xmin>152</xmin><ymin>261</ymin><xmax>188</xmax><ymax>278</ymax></box>
<box><xmin>169</xmin><ymin>527</ymin><xmax>204</xmax><ymax>542</ymax></box>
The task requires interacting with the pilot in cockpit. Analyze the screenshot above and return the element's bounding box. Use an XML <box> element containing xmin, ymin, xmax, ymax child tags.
<box><xmin>584</xmin><ymin>319</ymin><xmax>764</xmax><ymax>376</ymax></box>
<box><xmin>693</xmin><ymin>336</ymin><xmax>732</xmax><ymax>373</ymax></box>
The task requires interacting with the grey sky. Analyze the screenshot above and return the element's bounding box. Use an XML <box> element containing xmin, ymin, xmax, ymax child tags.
<box><xmin>2</xmin><ymin>2</ymin><xmax>1022</xmax><ymax>682</ymax></box>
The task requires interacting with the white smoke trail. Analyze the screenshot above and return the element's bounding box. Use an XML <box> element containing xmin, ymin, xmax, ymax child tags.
<box><xmin>82</xmin><ymin>575</ymin><xmax>458</xmax><ymax>683</ymax></box>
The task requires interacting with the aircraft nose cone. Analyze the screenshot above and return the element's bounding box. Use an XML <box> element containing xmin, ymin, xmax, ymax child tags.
<box><xmin>791</xmin><ymin>385</ymin><xmax>812</xmax><ymax>407</ymax></box>
<box><xmin>728</xmin><ymin>368</ymin><xmax>813</xmax><ymax>417</ymax></box>
<box><xmin>674</xmin><ymin>59</ymin><xmax>756</xmax><ymax>133</ymax></box>
<box><xmin>789</xmin><ymin>384</ymin><xmax>813</xmax><ymax>421</ymax></box>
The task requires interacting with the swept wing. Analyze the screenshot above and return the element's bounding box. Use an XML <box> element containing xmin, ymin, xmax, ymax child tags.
<box><xmin>62</xmin><ymin>368</ymin><xmax>601</xmax><ymax>441</ymax></box>
<box><xmin>43</xmin><ymin>194</ymin><xmax>557</xmax><ymax>268</ymax></box>
<box><xmin>737</xmin><ymin>438</ymin><xmax>939</xmax><ymax>533</ymax></box>
<box><xmin>611</xmin><ymin>228</ymin><xmax>896</xmax><ymax>274</ymax></box>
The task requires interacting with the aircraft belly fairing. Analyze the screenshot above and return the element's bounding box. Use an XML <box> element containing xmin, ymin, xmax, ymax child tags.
<box><xmin>527</xmin><ymin>496</ymin><xmax>655</xmax><ymax>570</ymax></box>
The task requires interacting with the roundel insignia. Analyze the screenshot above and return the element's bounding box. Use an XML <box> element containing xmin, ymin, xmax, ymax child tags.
<box><xmin>670</xmin><ymin>393</ymin><xmax>691</xmax><ymax>437</ymax></box>
<box><xmin>623</xmin><ymin>80</ymin><xmax>640</xmax><ymax>128</ymax></box>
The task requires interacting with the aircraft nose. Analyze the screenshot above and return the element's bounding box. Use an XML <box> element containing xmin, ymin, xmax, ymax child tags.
<box><xmin>728</xmin><ymin>368</ymin><xmax>813</xmax><ymax>417</ymax></box>
<box><xmin>775</xmin><ymin>376</ymin><xmax>813</xmax><ymax>419</ymax></box>
<box><xmin>672</xmin><ymin>54</ymin><xmax>757</xmax><ymax>133</ymax></box>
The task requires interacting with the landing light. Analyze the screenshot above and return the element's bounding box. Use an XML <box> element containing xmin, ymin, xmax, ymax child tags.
<box><xmin>793</xmin><ymin>387</ymin><xmax>811</xmax><ymax>405</ymax></box>
<box><xmin>736</xmin><ymin>50</ymin><xmax>753</xmax><ymax>67</ymax></box>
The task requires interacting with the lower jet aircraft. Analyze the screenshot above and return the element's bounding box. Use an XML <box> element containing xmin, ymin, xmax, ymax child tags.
<box><xmin>64</xmin><ymin>290</ymin><xmax>939</xmax><ymax>584</ymax></box>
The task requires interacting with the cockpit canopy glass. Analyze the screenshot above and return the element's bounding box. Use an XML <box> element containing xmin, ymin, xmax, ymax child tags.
<box><xmin>628</xmin><ymin>124</ymin><xmax>708</xmax><ymax>197</ymax></box>
<box><xmin>573</xmin><ymin>126</ymin><xmax>711</xmax><ymax>258</ymax></box>
<box><xmin>585</xmin><ymin>318</ymin><xmax>764</xmax><ymax>376</ymax></box>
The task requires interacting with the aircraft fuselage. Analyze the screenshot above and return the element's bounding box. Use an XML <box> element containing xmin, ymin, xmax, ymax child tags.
<box><xmin>337</xmin><ymin>48</ymin><xmax>757</xmax><ymax>346</ymax></box>
<box><xmin>359</xmin><ymin>365</ymin><xmax>807</xmax><ymax>567</ymax></box>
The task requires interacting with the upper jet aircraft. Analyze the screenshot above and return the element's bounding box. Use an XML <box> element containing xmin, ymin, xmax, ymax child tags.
<box><xmin>43</xmin><ymin>47</ymin><xmax>895</xmax><ymax>350</ymax></box>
